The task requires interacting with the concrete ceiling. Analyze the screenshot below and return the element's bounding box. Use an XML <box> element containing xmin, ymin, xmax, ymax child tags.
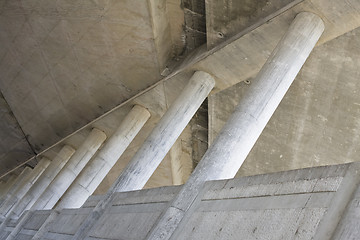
<box><xmin>0</xmin><ymin>0</ymin><xmax>181</xmax><ymax>176</ymax></box>
<box><xmin>1</xmin><ymin>0</ymin><xmax>360</xmax><ymax>192</ymax></box>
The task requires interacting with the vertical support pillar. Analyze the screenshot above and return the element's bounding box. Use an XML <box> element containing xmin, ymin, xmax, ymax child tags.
<box><xmin>30</xmin><ymin>128</ymin><xmax>106</xmax><ymax>211</ymax></box>
<box><xmin>0</xmin><ymin>158</ymin><xmax>51</xmax><ymax>217</ymax></box>
<box><xmin>0</xmin><ymin>167</ymin><xmax>31</xmax><ymax>207</ymax></box>
<box><xmin>56</xmin><ymin>105</ymin><xmax>150</xmax><ymax>209</ymax></box>
<box><xmin>6</xmin><ymin>145</ymin><xmax>75</xmax><ymax>219</ymax></box>
<box><xmin>146</xmin><ymin>12</ymin><xmax>325</xmax><ymax>240</ymax></box>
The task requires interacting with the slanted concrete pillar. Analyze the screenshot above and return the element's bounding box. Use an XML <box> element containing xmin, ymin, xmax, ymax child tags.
<box><xmin>146</xmin><ymin>12</ymin><xmax>325</xmax><ymax>240</ymax></box>
<box><xmin>56</xmin><ymin>105</ymin><xmax>150</xmax><ymax>209</ymax></box>
<box><xmin>30</xmin><ymin>128</ymin><xmax>106</xmax><ymax>211</ymax></box>
<box><xmin>113</xmin><ymin>71</ymin><xmax>215</xmax><ymax>192</ymax></box>
<box><xmin>0</xmin><ymin>182</ymin><xmax>5</xmax><ymax>197</ymax></box>
<box><xmin>0</xmin><ymin>158</ymin><xmax>51</xmax><ymax>217</ymax></box>
<box><xmin>7</xmin><ymin>145</ymin><xmax>75</xmax><ymax>218</ymax></box>
<box><xmin>4</xmin><ymin>210</ymin><xmax>33</xmax><ymax>240</ymax></box>
<box><xmin>0</xmin><ymin>175</ymin><xmax>17</xmax><ymax>199</ymax></box>
<box><xmin>70</xmin><ymin>72</ymin><xmax>215</xmax><ymax>240</ymax></box>
<box><xmin>0</xmin><ymin>167</ymin><xmax>31</xmax><ymax>208</ymax></box>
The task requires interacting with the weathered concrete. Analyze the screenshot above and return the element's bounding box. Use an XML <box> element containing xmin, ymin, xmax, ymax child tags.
<box><xmin>6</xmin><ymin>163</ymin><xmax>360</xmax><ymax>240</ymax></box>
<box><xmin>146</xmin><ymin>12</ymin><xmax>325</xmax><ymax>240</ymax></box>
<box><xmin>57</xmin><ymin>105</ymin><xmax>150</xmax><ymax>209</ymax></box>
<box><xmin>70</xmin><ymin>71</ymin><xmax>214</xmax><ymax>239</ymax></box>
<box><xmin>113</xmin><ymin>71</ymin><xmax>214</xmax><ymax>192</ymax></box>
<box><xmin>30</xmin><ymin>128</ymin><xmax>106</xmax><ymax>211</ymax></box>
<box><xmin>0</xmin><ymin>175</ymin><xmax>16</xmax><ymax>199</ymax></box>
<box><xmin>7</xmin><ymin>145</ymin><xmax>75</xmax><ymax>218</ymax></box>
<box><xmin>0</xmin><ymin>167</ymin><xmax>31</xmax><ymax>208</ymax></box>
<box><xmin>0</xmin><ymin>158</ymin><xmax>51</xmax><ymax>217</ymax></box>
<box><xmin>0</xmin><ymin>0</ymin><xmax>166</xmax><ymax>159</ymax></box>
<box><xmin>0</xmin><ymin>92</ymin><xmax>34</xmax><ymax>176</ymax></box>
<box><xmin>210</xmin><ymin>25</ymin><xmax>360</xmax><ymax>178</ymax></box>
<box><xmin>206</xmin><ymin>0</ymin><xmax>302</xmax><ymax>48</ymax></box>
<box><xmin>0</xmin><ymin>182</ymin><xmax>5</xmax><ymax>197</ymax></box>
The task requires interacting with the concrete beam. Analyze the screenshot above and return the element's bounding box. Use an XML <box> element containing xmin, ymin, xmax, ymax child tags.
<box><xmin>146</xmin><ymin>12</ymin><xmax>325</xmax><ymax>240</ymax></box>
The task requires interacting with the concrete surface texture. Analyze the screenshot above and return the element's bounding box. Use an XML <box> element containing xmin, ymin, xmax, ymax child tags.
<box><xmin>209</xmin><ymin>24</ymin><xmax>360</xmax><ymax>178</ymax></box>
<box><xmin>1</xmin><ymin>0</ymin><xmax>360</xmax><ymax>189</ymax></box>
<box><xmin>2</xmin><ymin>163</ymin><xmax>360</xmax><ymax>239</ymax></box>
<box><xmin>146</xmin><ymin>12</ymin><xmax>325</xmax><ymax>240</ymax></box>
<box><xmin>1</xmin><ymin>0</ymin><xmax>360</xmax><ymax>238</ymax></box>
<box><xmin>57</xmin><ymin>105</ymin><xmax>150</xmax><ymax>209</ymax></box>
<box><xmin>0</xmin><ymin>158</ymin><xmax>50</xmax><ymax>217</ymax></box>
<box><xmin>30</xmin><ymin>128</ymin><xmax>107</xmax><ymax>211</ymax></box>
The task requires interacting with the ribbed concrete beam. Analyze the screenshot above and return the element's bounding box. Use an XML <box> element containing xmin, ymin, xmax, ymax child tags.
<box><xmin>146</xmin><ymin>12</ymin><xmax>325</xmax><ymax>240</ymax></box>
<box><xmin>56</xmin><ymin>105</ymin><xmax>150</xmax><ymax>209</ymax></box>
<box><xmin>30</xmin><ymin>128</ymin><xmax>106</xmax><ymax>211</ymax></box>
<box><xmin>0</xmin><ymin>158</ymin><xmax>51</xmax><ymax>217</ymax></box>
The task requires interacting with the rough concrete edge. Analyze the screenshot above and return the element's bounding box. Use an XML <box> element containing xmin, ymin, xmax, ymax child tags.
<box><xmin>146</xmin><ymin>0</ymin><xmax>173</xmax><ymax>72</ymax></box>
<box><xmin>165</xmin><ymin>182</ymin><xmax>213</xmax><ymax>240</ymax></box>
<box><xmin>313</xmin><ymin>162</ymin><xmax>360</xmax><ymax>240</ymax></box>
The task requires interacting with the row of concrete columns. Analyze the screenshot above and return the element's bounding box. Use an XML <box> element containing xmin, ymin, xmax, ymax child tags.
<box><xmin>70</xmin><ymin>11</ymin><xmax>324</xmax><ymax>240</ymax></box>
<box><xmin>1</xmin><ymin>105</ymin><xmax>152</xmax><ymax>239</ymax></box>
<box><xmin>2</xmin><ymin>11</ymin><xmax>323</xmax><ymax>240</ymax></box>
<box><xmin>3</xmin><ymin>70</ymin><xmax>214</xmax><ymax>239</ymax></box>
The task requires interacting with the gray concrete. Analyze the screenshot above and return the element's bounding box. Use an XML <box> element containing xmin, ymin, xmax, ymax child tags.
<box><xmin>0</xmin><ymin>158</ymin><xmax>51</xmax><ymax>217</ymax></box>
<box><xmin>30</xmin><ymin>128</ymin><xmax>106</xmax><ymax>211</ymax></box>
<box><xmin>0</xmin><ymin>92</ymin><xmax>34</xmax><ymax>176</ymax></box>
<box><xmin>5</xmin><ymin>163</ymin><xmax>359</xmax><ymax>240</ymax></box>
<box><xmin>7</xmin><ymin>145</ymin><xmax>75</xmax><ymax>219</ymax></box>
<box><xmin>113</xmin><ymin>71</ymin><xmax>215</xmax><ymax>192</ymax></box>
<box><xmin>210</xmin><ymin>24</ymin><xmax>360</xmax><ymax>178</ymax></box>
<box><xmin>57</xmin><ymin>105</ymin><xmax>150</xmax><ymax>209</ymax></box>
<box><xmin>206</xmin><ymin>0</ymin><xmax>302</xmax><ymax>48</ymax></box>
<box><xmin>3</xmin><ymin>0</ymin><xmax>360</xmax><ymax>182</ymax></box>
<box><xmin>146</xmin><ymin>12</ymin><xmax>325</xmax><ymax>240</ymax></box>
<box><xmin>70</xmin><ymin>71</ymin><xmax>214</xmax><ymax>239</ymax></box>
<box><xmin>0</xmin><ymin>175</ymin><xmax>16</xmax><ymax>200</ymax></box>
<box><xmin>0</xmin><ymin>167</ymin><xmax>31</xmax><ymax>208</ymax></box>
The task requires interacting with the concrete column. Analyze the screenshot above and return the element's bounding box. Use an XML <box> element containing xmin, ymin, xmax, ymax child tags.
<box><xmin>0</xmin><ymin>167</ymin><xmax>31</xmax><ymax>208</ymax></box>
<box><xmin>0</xmin><ymin>175</ymin><xmax>17</xmax><ymax>199</ymax></box>
<box><xmin>30</xmin><ymin>128</ymin><xmax>106</xmax><ymax>211</ymax></box>
<box><xmin>170</xmin><ymin>139</ymin><xmax>185</xmax><ymax>185</ymax></box>
<box><xmin>70</xmin><ymin>72</ymin><xmax>215</xmax><ymax>240</ymax></box>
<box><xmin>146</xmin><ymin>12</ymin><xmax>325</xmax><ymax>240</ymax></box>
<box><xmin>0</xmin><ymin>158</ymin><xmax>51</xmax><ymax>217</ymax></box>
<box><xmin>56</xmin><ymin>105</ymin><xmax>150</xmax><ymax>209</ymax></box>
<box><xmin>4</xmin><ymin>210</ymin><xmax>33</xmax><ymax>240</ymax></box>
<box><xmin>0</xmin><ymin>182</ymin><xmax>5</xmax><ymax>197</ymax></box>
<box><xmin>7</xmin><ymin>145</ymin><xmax>75</xmax><ymax>219</ymax></box>
<box><xmin>113</xmin><ymin>71</ymin><xmax>215</xmax><ymax>192</ymax></box>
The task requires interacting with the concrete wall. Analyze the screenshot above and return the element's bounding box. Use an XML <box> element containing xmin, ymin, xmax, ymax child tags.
<box><xmin>3</xmin><ymin>163</ymin><xmax>360</xmax><ymax>240</ymax></box>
